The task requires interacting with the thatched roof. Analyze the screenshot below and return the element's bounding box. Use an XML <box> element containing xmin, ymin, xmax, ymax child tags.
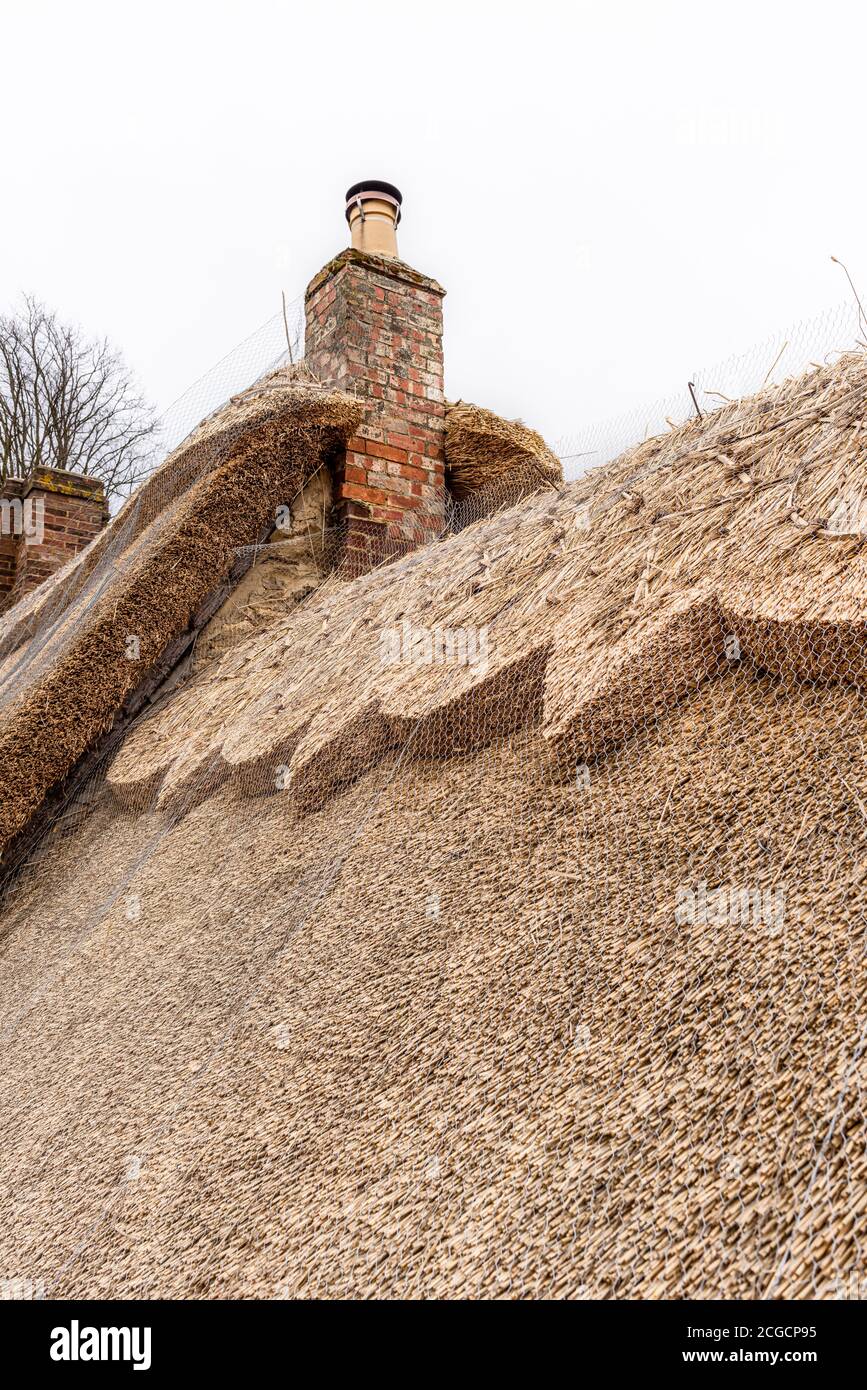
<box><xmin>0</xmin><ymin>349</ymin><xmax>865</xmax><ymax>1299</ymax></box>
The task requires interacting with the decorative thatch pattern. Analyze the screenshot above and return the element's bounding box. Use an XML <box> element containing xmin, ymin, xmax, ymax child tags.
<box><xmin>100</xmin><ymin>351</ymin><xmax>867</xmax><ymax>819</ymax></box>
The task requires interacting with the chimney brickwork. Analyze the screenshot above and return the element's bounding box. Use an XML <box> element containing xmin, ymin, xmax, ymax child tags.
<box><xmin>0</xmin><ymin>478</ymin><xmax>26</xmax><ymax>604</ymax></box>
<box><xmin>0</xmin><ymin>467</ymin><xmax>108</xmax><ymax>611</ymax></box>
<box><xmin>304</xmin><ymin>246</ymin><xmax>446</xmax><ymax>573</ymax></box>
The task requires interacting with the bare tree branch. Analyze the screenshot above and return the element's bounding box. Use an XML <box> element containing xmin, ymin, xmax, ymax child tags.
<box><xmin>0</xmin><ymin>295</ymin><xmax>158</xmax><ymax>503</ymax></box>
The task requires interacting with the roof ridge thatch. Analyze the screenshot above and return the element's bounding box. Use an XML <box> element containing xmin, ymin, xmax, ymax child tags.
<box><xmin>0</xmin><ymin>366</ymin><xmax>341</xmax><ymax>668</ymax></box>
<box><xmin>0</xmin><ymin>381</ymin><xmax>363</xmax><ymax>862</ymax></box>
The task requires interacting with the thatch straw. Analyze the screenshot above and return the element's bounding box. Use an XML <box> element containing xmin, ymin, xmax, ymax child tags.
<box><xmin>445</xmin><ymin>399</ymin><xmax>563</xmax><ymax>500</ymax></box>
<box><xmin>0</xmin><ymin>363</ymin><xmax>328</xmax><ymax>674</ymax></box>
<box><xmin>1</xmin><ymin>667</ymin><xmax>864</xmax><ymax>1299</ymax></box>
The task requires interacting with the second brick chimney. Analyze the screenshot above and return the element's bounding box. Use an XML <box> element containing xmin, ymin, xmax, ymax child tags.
<box><xmin>304</xmin><ymin>182</ymin><xmax>446</xmax><ymax>572</ymax></box>
<box><xmin>0</xmin><ymin>467</ymin><xmax>108</xmax><ymax>612</ymax></box>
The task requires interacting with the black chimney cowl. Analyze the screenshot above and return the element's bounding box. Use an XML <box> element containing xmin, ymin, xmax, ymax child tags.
<box><xmin>345</xmin><ymin>181</ymin><xmax>403</xmax><ymax>225</ymax></box>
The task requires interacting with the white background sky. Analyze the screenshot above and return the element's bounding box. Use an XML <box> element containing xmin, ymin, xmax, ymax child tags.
<box><xmin>4</xmin><ymin>0</ymin><xmax>867</xmax><ymax>457</ymax></box>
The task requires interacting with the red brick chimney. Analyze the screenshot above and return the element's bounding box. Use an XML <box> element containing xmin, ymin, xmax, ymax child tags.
<box><xmin>0</xmin><ymin>466</ymin><xmax>108</xmax><ymax>611</ymax></box>
<box><xmin>304</xmin><ymin>181</ymin><xmax>446</xmax><ymax>573</ymax></box>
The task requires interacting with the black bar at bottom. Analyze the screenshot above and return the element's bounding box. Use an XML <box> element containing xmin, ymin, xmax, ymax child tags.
<box><xmin>2</xmin><ymin>1295</ymin><xmax>861</xmax><ymax>1377</ymax></box>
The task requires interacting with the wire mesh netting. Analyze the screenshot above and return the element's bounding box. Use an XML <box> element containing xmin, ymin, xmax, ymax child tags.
<box><xmin>556</xmin><ymin>297</ymin><xmax>865</xmax><ymax>480</ymax></box>
<box><xmin>0</xmin><ymin>299</ymin><xmax>866</xmax><ymax>1300</ymax></box>
<box><xmin>145</xmin><ymin>295</ymin><xmax>306</xmax><ymax>489</ymax></box>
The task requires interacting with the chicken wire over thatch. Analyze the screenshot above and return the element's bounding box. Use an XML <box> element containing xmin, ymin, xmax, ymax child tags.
<box><xmin>0</xmin><ymin>349</ymin><xmax>866</xmax><ymax>1300</ymax></box>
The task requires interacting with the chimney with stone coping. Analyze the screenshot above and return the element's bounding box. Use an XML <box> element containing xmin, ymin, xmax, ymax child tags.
<box><xmin>0</xmin><ymin>466</ymin><xmax>108</xmax><ymax>611</ymax></box>
<box><xmin>304</xmin><ymin>181</ymin><xmax>446</xmax><ymax>574</ymax></box>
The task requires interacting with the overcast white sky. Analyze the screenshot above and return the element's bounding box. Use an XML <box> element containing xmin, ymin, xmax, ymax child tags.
<box><xmin>4</xmin><ymin>0</ymin><xmax>867</xmax><ymax>458</ymax></box>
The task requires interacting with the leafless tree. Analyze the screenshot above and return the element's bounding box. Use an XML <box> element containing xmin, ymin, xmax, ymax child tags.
<box><xmin>0</xmin><ymin>295</ymin><xmax>158</xmax><ymax>502</ymax></box>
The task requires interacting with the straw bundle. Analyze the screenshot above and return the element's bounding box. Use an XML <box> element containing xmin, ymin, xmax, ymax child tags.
<box><xmin>445</xmin><ymin>399</ymin><xmax>563</xmax><ymax>500</ymax></box>
<box><xmin>107</xmin><ymin>669</ymin><xmax>243</xmax><ymax>813</ymax></box>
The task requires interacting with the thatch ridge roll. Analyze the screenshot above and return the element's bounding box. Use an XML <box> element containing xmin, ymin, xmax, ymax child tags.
<box><xmin>0</xmin><ymin>366</ymin><xmax>329</xmax><ymax>671</ymax></box>
<box><xmin>445</xmin><ymin>400</ymin><xmax>563</xmax><ymax>501</ymax></box>
<box><xmin>0</xmin><ymin>384</ymin><xmax>363</xmax><ymax>858</ymax></box>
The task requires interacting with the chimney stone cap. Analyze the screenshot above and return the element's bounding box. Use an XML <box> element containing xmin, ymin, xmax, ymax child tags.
<box><xmin>306</xmin><ymin>247</ymin><xmax>445</xmax><ymax>303</ymax></box>
<box><xmin>24</xmin><ymin>465</ymin><xmax>107</xmax><ymax>504</ymax></box>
